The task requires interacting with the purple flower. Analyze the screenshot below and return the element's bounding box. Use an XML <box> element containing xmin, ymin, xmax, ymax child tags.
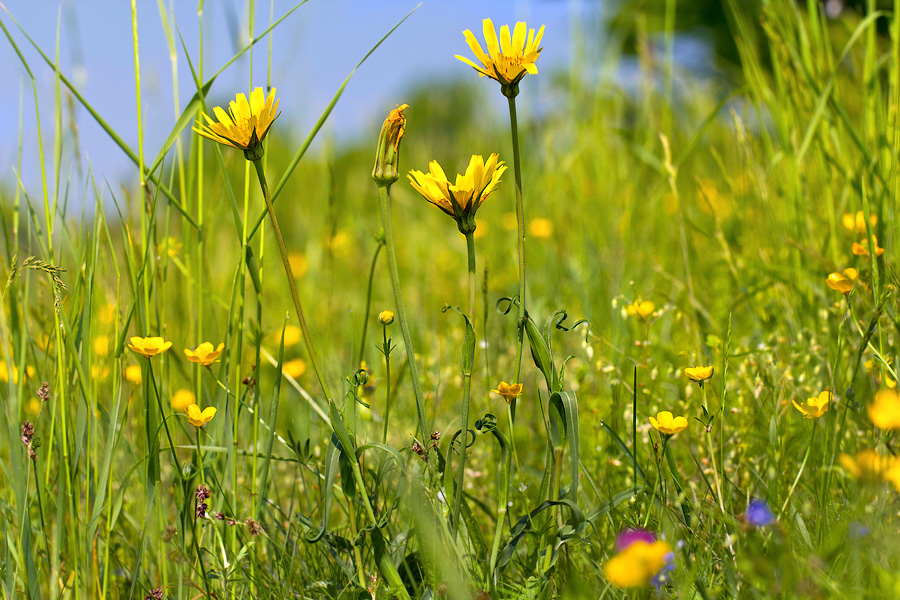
<box><xmin>745</xmin><ymin>498</ymin><xmax>775</xmax><ymax>527</ymax></box>
<box><xmin>615</xmin><ymin>528</ymin><xmax>656</xmax><ymax>551</ymax></box>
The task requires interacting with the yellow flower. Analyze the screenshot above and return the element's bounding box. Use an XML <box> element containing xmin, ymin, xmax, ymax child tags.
<box><xmin>172</xmin><ymin>389</ymin><xmax>196</xmax><ymax>412</ymax></box>
<box><xmin>408</xmin><ymin>154</ymin><xmax>506</xmax><ymax>234</ymax></box>
<box><xmin>625</xmin><ymin>300</ymin><xmax>654</xmax><ymax>320</ymax></box>
<box><xmin>603</xmin><ymin>540</ymin><xmax>673</xmax><ymax>588</ymax></box>
<box><xmin>868</xmin><ymin>388</ymin><xmax>900</xmax><ymax>429</ymax></box>
<box><xmin>91</xmin><ymin>365</ymin><xmax>110</xmax><ymax>380</ymax></box>
<box><xmin>455</xmin><ymin>19</ymin><xmax>545</xmax><ymax>87</ymax></box>
<box><xmin>125</xmin><ymin>364</ymin><xmax>142</xmax><ymax>384</ymax></box>
<box><xmin>852</xmin><ymin>236</ymin><xmax>884</xmax><ymax>257</ymax></box>
<box><xmin>186</xmin><ymin>403</ymin><xmax>217</xmax><ymax>428</ymax></box>
<box><xmin>528</xmin><ymin>218</ymin><xmax>554</xmax><ymax>239</ymax></box>
<box><xmin>184</xmin><ymin>342</ymin><xmax>224</xmax><ymax>367</ymax></box>
<box><xmin>93</xmin><ymin>335</ymin><xmax>110</xmax><ymax>357</ymax></box>
<box><xmin>128</xmin><ymin>336</ymin><xmax>172</xmax><ymax>359</ymax></box>
<box><xmin>684</xmin><ymin>365</ymin><xmax>714</xmax><ymax>385</ymax></box>
<box><xmin>792</xmin><ymin>390</ymin><xmax>831</xmax><ymax>419</ymax></box>
<box><xmin>649</xmin><ymin>411</ymin><xmax>688</xmax><ymax>435</ymax></box>
<box><xmin>840</xmin><ymin>450</ymin><xmax>898</xmax><ymax>486</ymax></box>
<box><xmin>378</xmin><ymin>310</ymin><xmax>395</xmax><ymax>325</ymax></box>
<box><xmin>372</xmin><ymin>103</ymin><xmax>409</xmax><ymax>186</ymax></box>
<box><xmin>0</xmin><ymin>363</ymin><xmax>36</xmax><ymax>383</ymax></box>
<box><xmin>283</xmin><ymin>358</ymin><xmax>306</xmax><ymax>379</ymax></box>
<box><xmin>288</xmin><ymin>253</ymin><xmax>309</xmax><ymax>278</ymax></box>
<box><xmin>492</xmin><ymin>381</ymin><xmax>523</xmax><ymax>404</ymax></box>
<box><xmin>826</xmin><ymin>268</ymin><xmax>858</xmax><ymax>294</ymax></box>
<box><xmin>194</xmin><ymin>87</ymin><xmax>280</xmax><ymax>158</ymax></box>
<box><xmin>842</xmin><ymin>211</ymin><xmax>877</xmax><ymax>235</ymax></box>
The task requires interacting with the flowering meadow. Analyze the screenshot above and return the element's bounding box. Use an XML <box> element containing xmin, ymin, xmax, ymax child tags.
<box><xmin>3</xmin><ymin>1</ymin><xmax>900</xmax><ymax>598</ymax></box>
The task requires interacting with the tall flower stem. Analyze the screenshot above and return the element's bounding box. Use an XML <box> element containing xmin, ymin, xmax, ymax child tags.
<box><xmin>376</xmin><ymin>184</ymin><xmax>428</xmax><ymax>439</ymax></box>
<box><xmin>453</xmin><ymin>231</ymin><xmax>477</xmax><ymax>536</ymax></box>
<box><xmin>251</xmin><ymin>158</ymin><xmax>332</xmax><ymax>401</ymax></box>
<box><xmin>357</xmin><ymin>241</ymin><xmax>384</xmax><ymax>366</ymax></box>
<box><xmin>503</xmin><ymin>86</ymin><xmax>526</xmax><ymax>401</ymax></box>
<box><xmin>381</xmin><ymin>323</ymin><xmax>393</xmax><ymax>444</ymax></box>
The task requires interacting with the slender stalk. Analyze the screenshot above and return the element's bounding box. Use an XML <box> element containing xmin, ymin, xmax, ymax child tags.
<box><xmin>381</xmin><ymin>323</ymin><xmax>392</xmax><ymax>444</ymax></box>
<box><xmin>503</xmin><ymin>89</ymin><xmax>527</xmax><ymax>396</ymax></box>
<box><xmin>376</xmin><ymin>184</ymin><xmax>428</xmax><ymax>438</ymax></box>
<box><xmin>781</xmin><ymin>425</ymin><xmax>816</xmax><ymax>514</ymax></box>
<box><xmin>358</xmin><ymin>241</ymin><xmax>383</xmax><ymax>366</ymax></box>
<box><xmin>453</xmin><ymin>231</ymin><xmax>477</xmax><ymax>536</ymax></box>
<box><xmin>251</xmin><ymin>158</ymin><xmax>332</xmax><ymax>401</ymax></box>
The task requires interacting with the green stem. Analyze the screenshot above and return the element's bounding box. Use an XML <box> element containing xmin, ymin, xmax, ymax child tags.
<box><xmin>376</xmin><ymin>183</ymin><xmax>428</xmax><ymax>439</ymax></box>
<box><xmin>453</xmin><ymin>232</ymin><xmax>477</xmax><ymax>536</ymax></box>
<box><xmin>505</xmin><ymin>91</ymin><xmax>527</xmax><ymax>398</ymax></box>
<box><xmin>358</xmin><ymin>242</ymin><xmax>383</xmax><ymax>366</ymax></box>
<box><xmin>381</xmin><ymin>324</ymin><xmax>392</xmax><ymax>444</ymax></box>
<box><xmin>781</xmin><ymin>425</ymin><xmax>816</xmax><ymax>514</ymax></box>
<box><xmin>251</xmin><ymin>158</ymin><xmax>332</xmax><ymax>400</ymax></box>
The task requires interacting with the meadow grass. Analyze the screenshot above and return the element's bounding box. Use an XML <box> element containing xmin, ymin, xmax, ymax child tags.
<box><xmin>3</xmin><ymin>1</ymin><xmax>900</xmax><ymax>598</ymax></box>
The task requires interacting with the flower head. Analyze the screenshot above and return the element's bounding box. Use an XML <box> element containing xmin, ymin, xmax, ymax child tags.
<box><xmin>408</xmin><ymin>154</ymin><xmax>506</xmax><ymax>234</ymax></box>
<box><xmin>455</xmin><ymin>19</ymin><xmax>545</xmax><ymax>88</ymax></box>
<box><xmin>172</xmin><ymin>389</ymin><xmax>196</xmax><ymax>412</ymax></box>
<box><xmin>186</xmin><ymin>404</ymin><xmax>217</xmax><ymax>428</ymax></box>
<box><xmin>826</xmin><ymin>268</ymin><xmax>859</xmax><ymax>294</ymax></box>
<box><xmin>684</xmin><ymin>365</ymin><xmax>714</xmax><ymax>385</ymax></box>
<box><xmin>283</xmin><ymin>358</ymin><xmax>306</xmax><ymax>379</ymax></box>
<box><xmin>492</xmin><ymin>381</ymin><xmax>523</xmax><ymax>404</ymax></box>
<box><xmin>625</xmin><ymin>299</ymin><xmax>654</xmax><ymax>320</ymax></box>
<box><xmin>649</xmin><ymin>411</ymin><xmax>688</xmax><ymax>435</ymax></box>
<box><xmin>125</xmin><ymin>364</ymin><xmax>142</xmax><ymax>384</ymax></box>
<box><xmin>128</xmin><ymin>336</ymin><xmax>172</xmax><ymax>359</ymax></box>
<box><xmin>842</xmin><ymin>211</ymin><xmax>877</xmax><ymax>235</ymax></box>
<box><xmin>372</xmin><ymin>104</ymin><xmax>408</xmax><ymax>186</ymax></box>
<box><xmin>378</xmin><ymin>310</ymin><xmax>395</xmax><ymax>325</ymax></box>
<box><xmin>603</xmin><ymin>538</ymin><xmax>673</xmax><ymax>588</ymax></box>
<box><xmin>194</xmin><ymin>87</ymin><xmax>280</xmax><ymax>160</ymax></box>
<box><xmin>184</xmin><ymin>342</ymin><xmax>224</xmax><ymax>367</ymax></box>
<box><xmin>745</xmin><ymin>498</ymin><xmax>775</xmax><ymax>527</ymax></box>
<box><xmin>792</xmin><ymin>390</ymin><xmax>831</xmax><ymax>419</ymax></box>
<box><xmin>852</xmin><ymin>236</ymin><xmax>884</xmax><ymax>257</ymax></box>
<box><xmin>840</xmin><ymin>450</ymin><xmax>898</xmax><ymax>487</ymax></box>
<box><xmin>867</xmin><ymin>387</ymin><xmax>900</xmax><ymax>429</ymax></box>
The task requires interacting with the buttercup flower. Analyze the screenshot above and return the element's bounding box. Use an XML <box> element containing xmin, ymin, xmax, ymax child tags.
<box><xmin>128</xmin><ymin>336</ymin><xmax>172</xmax><ymax>359</ymax></box>
<box><xmin>184</xmin><ymin>342</ymin><xmax>224</xmax><ymax>367</ymax></box>
<box><xmin>455</xmin><ymin>19</ymin><xmax>545</xmax><ymax>87</ymax></box>
<box><xmin>826</xmin><ymin>268</ymin><xmax>859</xmax><ymax>294</ymax></box>
<box><xmin>125</xmin><ymin>364</ymin><xmax>142</xmax><ymax>384</ymax></box>
<box><xmin>792</xmin><ymin>390</ymin><xmax>831</xmax><ymax>419</ymax></box>
<box><xmin>684</xmin><ymin>365</ymin><xmax>714</xmax><ymax>385</ymax></box>
<box><xmin>868</xmin><ymin>387</ymin><xmax>900</xmax><ymax>429</ymax></box>
<box><xmin>194</xmin><ymin>87</ymin><xmax>280</xmax><ymax>160</ymax></box>
<box><xmin>172</xmin><ymin>389</ymin><xmax>196</xmax><ymax>412</ymax></box>
<box><xmin>842</xmin><ymin>211</ymin><xmax>877</xmax><ymax>235</ymax></box>
<box><xmin>408</xmin><ymin>154</ymin><xmax>506</xmax><ymax>234</ymax></box>
<box><xmin>186</xmin><ymin>404</ymin><xmax>217</xmax><ymax>428</ymax></box>
<box><xmin>603</xmin><ymin>538</ymin><xmax>673</xmax><ymax>588</ymax></box>
<box><xmin>625</xmin><ymin>300</ymin><xmax>655</xmax><ymax>320</ymax></box>
<box><xmin>378</xmin><ymin>310</ymin><xmax>395</xmax><ymax>325</ymax></box>
<box><xmin>283</xmin><ymin>358</ymin><xmax>306</xmax><ymax>379</ymax></box>
<box><xmin>372</xmin><ymin>104</ymin><xmax>408</xmax><ymax>186</ymax></box>
<box><xmin>839</xmin><ymin>450</ymin><xmax>899</xmax><ymax>487</ymax></box>
<box><xmin>492</xmin><ymin>381</ymin><xmax>523</xmax><ymax>404</ymax></box>
<box><xmin>93</xmin><ymin>335</ymin><xmax>110</xmax><ymax>357</ymax></box>
<box><xmin>649</xmin><ymin>411</ymin><xmax>688</xmax><ymax>435</ymax></box>
<box><xmin>852</xmin><ymin>236</ymin><xmax>884</xmax><ymax>257</ymax></box>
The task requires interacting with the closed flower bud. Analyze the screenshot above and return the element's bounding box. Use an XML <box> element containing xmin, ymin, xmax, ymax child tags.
<box><xmin>378</xmin><ymin>310</ymin><xmax>395</xmax><ymax>325</ymax></box>
<box><xmin>372</xmin><ymin>104</ymin><xmax>409</xmax><ymax>187</ymax></box>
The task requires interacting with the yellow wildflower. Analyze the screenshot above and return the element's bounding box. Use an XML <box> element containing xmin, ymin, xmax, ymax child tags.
<box><xmin>868</xmin><ymin>388</ymin><xmax>900</xmax><ymax>430</ymax></box>
<box><xmin>842</xmin><ymin>211</ymin><xmax>877</xmax><ymax>235</ymax></box>
<box><xmin>408</xmin><ymin>154</ymin><xmax>506</xmax><ymax>234</ymax></box>
<box><xmin>283</xmin><ymin>358</ymin><xmax>306</xmax><ymax>379</ymax></box>
<box><xmin>186</xmin><ymin>404</ymin><xmax>217</xmax><ymax>428</ymax></box>
<box><xmin>826</xmin><ymin>268</ymin><xmax>858</xmax><ymax>294</ymax></box>
<box><xmin>625</xmin><ymin>299</ymin><xmax>654</xmax><ymax>320</ymax></box>
<box><xmin>93</xmin><ymin>335</ymin><xmax>110</xmax><ymax>357</ymax></box>
<box><xmin>172</xmin><ymin>389</ymin><xmax>196</xmax><ymax>412</ymax></box>
<box><xmin>378</xmin><ymin>310</ymin><xmax>395</xmax><ymax>325</ymax></box>
<box><xmin>649</xmin><ymin>411</ymin><xmax>688</xmax><ymax>435</ymax></box>
<box><xmin>184</xmin><ymin>342</ymin><xmax>225</xmax><ymax>367</ymax></box>
<box><xmin>128</xmin><ymin>336</ymin><xmax>172</xmax><ymax>359</ymax></box>
<box><xmin>528</xmin><ymin>218</ymin><xmax>554</xmax><ymax>239</ymax></box>
<box><xmin>852</xmin><ymin>236</ymin><xmax>884</xmax><ymax>257</ymax></box>
<box><xmin>125</xmin><ymin>364</ymin><xmax>142</xmax><ymax>384</ymax></box>
<box><xmin>840</xmin><ymin>450</ymin><xmax>898</xmax><ymax>486</ymax></box>
<box><xmin>684</xmin><ymin>365</ymin><xmax>714</xmax><ymax>385</ymax></box>
<box><xmin>603</xmin><ymin>540</ymin><xmax>673</xmax><ymax>588</ymax></box>
<box><xmin>194</xmin><ymin>87</ymin><xmax>280</xmax><ymax>159</ymax></box>
<box><xmin>372</xmin><ymin>103</ymin><xmax>409</xmax><ymax>186</ymax></box>
<box><xmin>792</xmin><ymin>390</ymin><xmax>831</xmax><ymax>419</ymax></box>
<box><xmin>492</xmin><ymin>381</ymin><xmax>523</xmax><ymax>404</ymax></box>
<box><xmin>455</xmin><ymin>19</ymin><xmax>545</xmax><ymax>87</ymax></box>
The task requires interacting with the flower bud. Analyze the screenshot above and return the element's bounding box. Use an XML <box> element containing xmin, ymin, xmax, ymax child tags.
<box><xmin>378</xmin><ymin>310</ymin><xmax>395</xmax><ymax>325</ymax></box>
<box><xmin>372</xmin><ymin>104</ymin><xmax>409</xmax><ymax>187</ymax></box>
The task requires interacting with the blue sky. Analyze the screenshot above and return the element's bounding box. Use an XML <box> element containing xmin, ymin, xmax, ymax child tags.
<box><xmin>0</xmin><ymin>0</ymin><xmax>577</xmax><ymax>190</ymax></box>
